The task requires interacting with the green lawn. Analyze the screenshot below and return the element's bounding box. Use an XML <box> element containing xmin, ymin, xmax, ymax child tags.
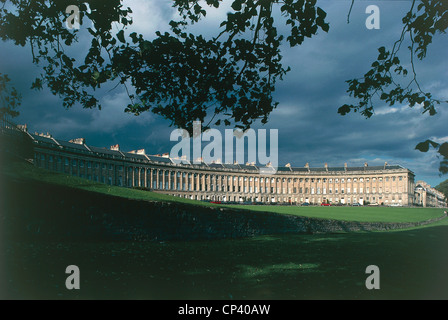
<box><xmin>1</xmin><ymin>160</ymin><xmax>214</xmax><ymax>207</ymax></box>
<box><xmin>2</xmin><ymin>218</ymin><xmax>448</xmax><ymax>299</ymax></box>
<box><xmin>226</xmin><ymin>205</ymin><xmax>444</xmax><ymax>223</ymax></box>
<box><xmin>2</xmin><ymin>159</ymin><xmax>448</xmax><ymax>299</ymax></box>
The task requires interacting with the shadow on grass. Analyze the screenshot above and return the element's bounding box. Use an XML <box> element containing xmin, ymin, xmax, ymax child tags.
<box><xmin>1</xmin><ymin>159</ymin><xmax>448</xmax><ymax>299</ymax></box>
<box><xmin>2</xmin><ymin>224</ymin><xmax>448</xmax><ymax>299</ymax></box>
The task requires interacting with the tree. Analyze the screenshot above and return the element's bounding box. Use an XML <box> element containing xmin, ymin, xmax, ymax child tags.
<box><xmin>339</xmin><ymin>0</ymin><xmax>448</xmax><ymax>174</ymax></box>
<box><xmin>0</xmin><ymin>73</ymin><xmax>21</xmax><ymax>121</ymax></box>
<box><xmin>0</xmin><ymin>0</ymin><xmax>446</xmax><ymax>172</ymax></box>
<box><xmin>435</xmin><ymin>179</ymin><xmax>448</xmax><ymax>200</ymax></box>
<box><xmin>0</xmin><ymin>0</ymin><xmax>329</xmax><ymax>134</ymax></box>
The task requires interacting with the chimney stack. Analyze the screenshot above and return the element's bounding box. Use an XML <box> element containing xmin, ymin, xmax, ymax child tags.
<box><xmin>110</xmin><ymin>144</ymin><xmax>120</xmax><ymax>151</ymax></box>
<box><xmin>69</xmin><ymin>138</ymin><xmax>85</xmax><ymax>145</ymax></box>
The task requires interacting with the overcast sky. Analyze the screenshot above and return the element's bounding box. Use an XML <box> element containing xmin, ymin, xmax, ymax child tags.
<box><xmin>1</xmin><ymin>0</ymin><xmax>447</xmax><ymax>187</ymax></box>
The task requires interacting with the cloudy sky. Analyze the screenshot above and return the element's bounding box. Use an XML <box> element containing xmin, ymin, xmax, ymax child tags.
<box><xmin>1</xmin><ymin>0</ymin><xmax>447</xmax><ymax>187</ymax></box>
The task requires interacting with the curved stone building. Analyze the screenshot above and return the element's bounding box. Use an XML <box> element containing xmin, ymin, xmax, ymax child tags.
<box><xmin>27</xmin><ymin>130</ymin><xmax>419</xmax><ymax>206</ymax></box>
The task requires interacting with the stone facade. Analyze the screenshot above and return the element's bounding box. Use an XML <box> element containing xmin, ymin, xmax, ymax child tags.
<box><xmin>414</xmin><ymin>181</ymin><xmax>446</xmax><ymax>208</ymax></box>
<box><xmin>23</xmin><ymin>129</ymin><xmax>429</xmax><ymax>207</ymax></box>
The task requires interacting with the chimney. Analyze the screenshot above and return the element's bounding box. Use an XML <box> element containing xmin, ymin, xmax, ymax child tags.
<box><xmin>384</xmin><ymin>161</ymin><xmax>388</xmax><ymax>169</ymax></box>
<box><xmin>364</xmin><ymin>162</ymin><xmax>368</xmax><ymax>167</ymax></box>
<box><xmin>110</xmin><ymin>144</ymin><xmax>120</xmax><ymax>151</ymax></box>
<box><xmin>325</xmin><ymin>163</ymin><xmax>328</xmax><ymax>171</ymax></box>
<box><xmin>69</xmin><ymin>138</ymin><xmax>85</xmax><ymax>145</ymax></box>
<box><xmin>17</xmin><ymin>124</ymin><xmax>28</xmax><ymax>132</ymax></box>
<box><xmin>305</xmin><ymin>163</ymin><xmax>309</xmax><ymax>168</ymax></box>
<box><xmin>129</xmin><ymin>149</ymin><xmax>145</xmax><ymax>155</ymax></box>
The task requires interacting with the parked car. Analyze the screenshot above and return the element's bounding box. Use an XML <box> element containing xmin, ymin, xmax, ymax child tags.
<box><xmin>321</xmin><ymin>203</ymin><xmax>331</xmax><ymax>206</ymax></box>
<box><xmin>301</xmin><ymin>202</ymin><xmax>310</xmax><ymax>206</ymax></box>
<box><xmin>352</xmin><ymin>203</ymin><xmax>361</xmax><ymax>206</ymax></box>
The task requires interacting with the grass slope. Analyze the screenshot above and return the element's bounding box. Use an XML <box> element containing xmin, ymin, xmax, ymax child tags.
<box><xmin>2</xmin><ymin>220</ymin><xmax>448</xmax><ymax>299</ymax></box>
<box><xmin>226</xmin><ymin>204</ymin><xmax>443</xmax><ymax>223</ymax></box>
<box><xmin>2</xmin><ymin>159</ymin><xmax>448</xmax><ymax>299</ymax></box>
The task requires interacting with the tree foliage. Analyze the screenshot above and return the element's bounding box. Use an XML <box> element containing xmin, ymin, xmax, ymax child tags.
<box><xmin>0</xmin><ymin>73</ymin><xmax>21</xmax><ymax>120</ymax></box>
<box><xmin>0</xmin><ymin>0</ymin><xmax>329</xmax><ymax>133</ymax></box>
<box><xmin>435</xmin><ymin>178</ymin><xmax>448</xmax><ymax>200</ymax></box>
<box><xmin>339</xmin><ymin>0</ymin><xmax>448</xmax><ymax>174</ymax></box>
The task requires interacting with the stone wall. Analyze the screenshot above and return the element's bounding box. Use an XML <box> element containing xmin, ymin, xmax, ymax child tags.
<box><xmin>1</xmin><ymin>174</ymin><xmax>445</xmax><ymax>242</ymax></box>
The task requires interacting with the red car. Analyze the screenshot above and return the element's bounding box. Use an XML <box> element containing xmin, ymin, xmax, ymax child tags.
<box><xmin>321</xmin><ymin>203</ymin><xmax>331</xmax><ymax>206</ymax></box>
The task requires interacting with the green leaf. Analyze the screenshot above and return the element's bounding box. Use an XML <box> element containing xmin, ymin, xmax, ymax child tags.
<box><xmin>231</xmin><ymin>0</ymin><xmax>242</xmax><ymax>11</ymax></box>
<box><xmin>117</xmin><ymin>30</ymin><xmax>125</xmax><ymax>43</ymax></box>
<box><xmin>338</xmin><ymin>104</ymin><xmax>353</xmax><ymax>116</ymax></box>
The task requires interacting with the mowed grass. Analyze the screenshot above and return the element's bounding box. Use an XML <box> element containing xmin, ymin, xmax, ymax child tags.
<box><xmin>1</xmin><ymin>160</ymin><xmax>214</xmax><ymax>207</ymax></box>
<box><xmin>226</xmin><ymin>205</ymin><xmax>444</xmax><ymax>223</ymax></box>
<box><xmin>2</xmin><ymin>218</ymin><xmax>448</xmax><ymax>299</ymax></box>
<box><xmin>2</xmin><ymin>159</ymin><xmax>448</xmax><ymax>299</ymax></box>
